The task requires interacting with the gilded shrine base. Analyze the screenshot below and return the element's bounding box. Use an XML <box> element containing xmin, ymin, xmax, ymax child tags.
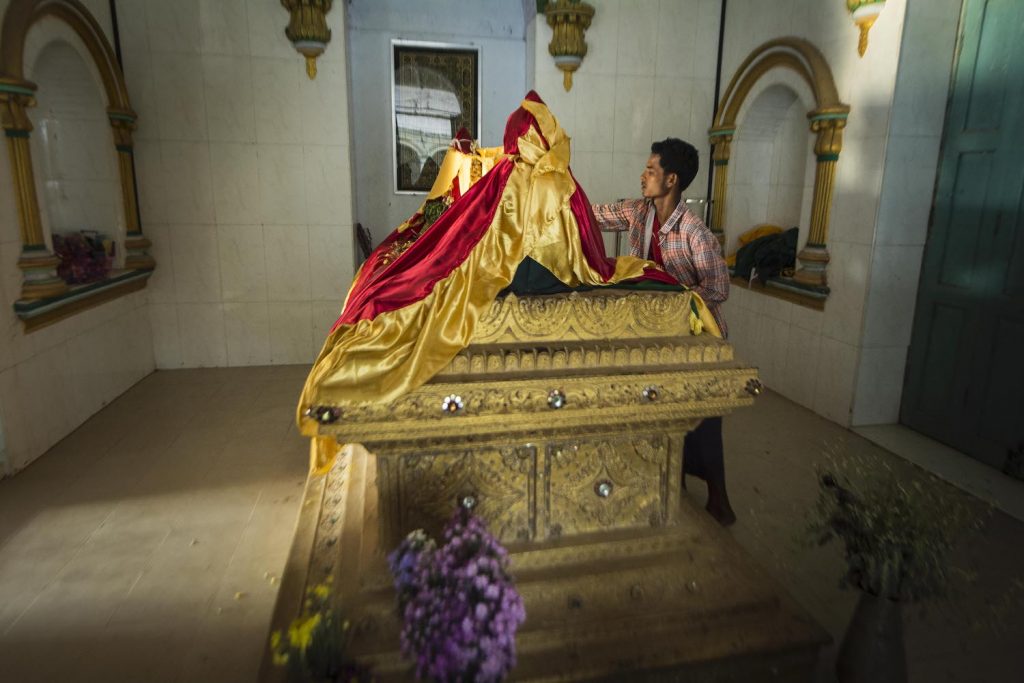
<box><xmin>265</xmin><ymin>292</ymin><xmax>828</xmax><ymax>680</ymax></box>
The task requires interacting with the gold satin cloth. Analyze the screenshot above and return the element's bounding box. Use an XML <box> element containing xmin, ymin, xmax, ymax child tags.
<box><xmin>299</xmin><ymin>99</ymin><xmax>720</xmax><ymax>451</ymax></box>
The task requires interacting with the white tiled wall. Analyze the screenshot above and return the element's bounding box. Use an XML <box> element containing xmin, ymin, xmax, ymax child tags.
<box><xmin>346</xmin><ymin>0</ymin><xmax>527</xmax><ymax>244</ymax></box>
<box><xmin>119</xmin><ymin>0</ymin><xmax>357</xmax><ymax>369</ymax></box>
<box><xmin>717</xmin><ymin>0</ymin><xmax>923</xmax><ymax>427</ymax></box>
<box><xmin>530</xmin><ymin>0</ymin><xmax>722</xmax><ymax>207</ymax></box>
<box><xmin>719</xmin><ymin>0</ymin><xmax>961</xmax><ymax>428</ymax></box>
<box><xmin>851</xmin><ymin>0</ymin><xmax>962</xmax><ymax>426</ymax></box>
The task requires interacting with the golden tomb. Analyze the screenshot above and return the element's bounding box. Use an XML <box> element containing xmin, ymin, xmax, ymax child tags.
<box><xmin>262</xmin><ymin>289</ymin><xmax>829</xmax><ymax>681</ymax></box>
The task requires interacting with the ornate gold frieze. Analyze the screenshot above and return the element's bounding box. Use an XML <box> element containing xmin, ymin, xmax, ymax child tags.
<box><xmin>468</xmin><ymin>290</ymin><xmax>698</xmax><ymax>343</ymax></box>
<box><xmin>439</xmin><ymin>337</ymin><xmax>733</xmax><ymax>379</ymax></box>
<box><xmin>314</xmin><ymin>367</ymin><xmax>754</xmax><ymax>448</ymax></box>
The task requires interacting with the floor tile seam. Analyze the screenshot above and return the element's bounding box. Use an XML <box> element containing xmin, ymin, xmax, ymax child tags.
<box><xmin>1</xmin><ymin>590</ymin><xmax>42</xmax><ymax>636</ymax></box>
<box><xmin>221</xmin><ymin>489</ymin><xmax>267</xmax><ymax>577</ymax></box>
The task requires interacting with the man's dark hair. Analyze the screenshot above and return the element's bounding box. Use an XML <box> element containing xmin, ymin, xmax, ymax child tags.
<box><xmin>651</xmin><ymin>138</ymin><xmax>699</xmax><ymax>191</ymax></box>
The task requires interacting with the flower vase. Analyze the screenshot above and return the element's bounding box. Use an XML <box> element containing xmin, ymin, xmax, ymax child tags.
<box><xmin>836</xmin><ymin>590</ymin><xmax>907</xmax><ymax>683</ymax></box>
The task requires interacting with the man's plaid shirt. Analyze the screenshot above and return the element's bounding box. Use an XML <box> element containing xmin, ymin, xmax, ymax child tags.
<box><xmin>592</xmin><ymin>198</ymin><xmax>729</xmax><ymax>337</ymax></box>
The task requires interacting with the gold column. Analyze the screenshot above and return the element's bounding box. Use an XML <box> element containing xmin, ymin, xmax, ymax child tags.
<box><xmin>707</xmin><ymin>126</ymin><xmax>734</xmax><ymax>252</ymax></box>
<box><xmin>1</xmin><ymin>80</ymin><xmax>68</xmax><ymax>300</ymax></box>
<box><xmin>793</xmin><ymin>109</ymin><xmax>848</xmax><ymax>289</ymax></box>
<box><xmin>108</xmin><ymin>109</ymin><xmax>154</xmax><ymax>270</ymax></box>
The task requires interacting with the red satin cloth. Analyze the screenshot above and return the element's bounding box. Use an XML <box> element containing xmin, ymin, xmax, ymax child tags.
<box><xmin>335</xmin><ymin>159</ymin><xmax>516</xmax><ymax>329</ymax></box>
<box><xmin>333</xmin><ymin>90</ymin><xmax>678</xmax><ymax>332</ymax></box>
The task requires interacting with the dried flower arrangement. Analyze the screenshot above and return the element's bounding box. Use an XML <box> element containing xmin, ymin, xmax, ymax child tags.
<box><xmin>806</xmin><ymin>451</ymin><xmax>986</xmax><ymax>602</ymax></box>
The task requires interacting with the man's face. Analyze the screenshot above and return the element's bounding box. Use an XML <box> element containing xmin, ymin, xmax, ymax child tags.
<box><xmin>641</xmin><ymin>154</ymin><xmax>675</xmax><ymax>199</ymax></box>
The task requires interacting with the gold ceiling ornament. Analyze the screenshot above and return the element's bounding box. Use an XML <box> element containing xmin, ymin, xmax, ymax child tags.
<box><xmin>281</xmin><ymin>0</ymin><xmax>333</xmax><ymax>79</ymax></box>
<box><xmin>542</xmin><ymin>0</ymin><xmax>595</xmax><ymax>91</ymax></box>
<box><xmin>847</xmin><ymin>0</ymin><xmax>886</xmax><ymax>57</ymax></box>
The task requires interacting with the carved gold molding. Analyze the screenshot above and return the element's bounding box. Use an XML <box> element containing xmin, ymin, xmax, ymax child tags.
<box><xmin>439</xmin><ymin>337</ymin><xmax>734</xmax><ymax>380</ymax></box>
<box><xmin>470</xmin><ymin>291</ymin><xmax>699</xmax><ymax>344</ymax></box>
<box><xmin>311</xmin><ymin>367</ymin><xmax>755</xmax><ymax>449</ymax></box>
<box><xmin>0</xmin><ymin>0</ymin><xmax>155</xmax><ymax>310</ymax></box>
<box><xmin>708</xmin><ymin>38</ymin><xmax>850</xmax><ymax>293</ymax></box>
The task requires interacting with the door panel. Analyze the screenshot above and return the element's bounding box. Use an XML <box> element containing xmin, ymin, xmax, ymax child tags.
<box><xmin>938</xmin><ymin>151</ymin><xmax>995</xmax><ymax>289</ymax></box>
<box><xmin>902</xmin><ymin>0</ymin><xmax>1024</xmax><ymax>473</ymax></box>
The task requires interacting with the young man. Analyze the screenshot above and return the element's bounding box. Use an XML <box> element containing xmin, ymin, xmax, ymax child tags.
<box><xmin>591</xmin><ymin>138</ymin><xmax>736</xmax><ymax>526</ymax></box>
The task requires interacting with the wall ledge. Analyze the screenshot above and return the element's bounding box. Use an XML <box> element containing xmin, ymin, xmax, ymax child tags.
<box><xmin>730</xmin><ymin>274</ymin><xmax>825</xmax><ymax>311</ymax></box>
<box><xmin>14</xmin><ymin>268</ymin><xmax>152</xmax><ymax>332</ymax></box>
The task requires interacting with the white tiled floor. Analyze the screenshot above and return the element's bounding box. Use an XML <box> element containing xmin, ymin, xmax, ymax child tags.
<box><xmin>0</xmin><ymin>369</ymin><xmax>1021</xmax><ymax>682</ymax></box>
<box><xmin>0</xmin><ymin>367</ymin><xmax>308</xmax><ymax>683</ymax></box>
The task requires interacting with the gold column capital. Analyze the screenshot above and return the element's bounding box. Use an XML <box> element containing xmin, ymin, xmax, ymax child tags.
<box><xmin>0</xmin><ymin>80</ymin><xmax>36</xmax><ymax>132</ymax></box>
<box><xmin>107</xmin><ymin>108</ymin><xmax>137</xmax><ymax>148</ymax></box>
<box><xmin>807</xmin><ymin>109</ymin><xmax>849</xmax><ymax>157</ymax></box>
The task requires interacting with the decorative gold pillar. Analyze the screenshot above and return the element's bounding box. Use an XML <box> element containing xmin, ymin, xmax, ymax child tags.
<box><xmin>1</xmin><ymin>79</ymin><xmax>67</xmax><ymax>300</ymax></box>
<box><xmin>707</xmin><ymin>126</ymin><xmax>734</xmax><ymax>252</ymax></box>
<box><xmin>108</xmin><ymin>108</ymin><xmax>153</xmax><ymax>270</ymax></box>
<box><xmin>793</xmin><ymin>109</ymin><xmax>849</xmax><ymax>288</ymax></box>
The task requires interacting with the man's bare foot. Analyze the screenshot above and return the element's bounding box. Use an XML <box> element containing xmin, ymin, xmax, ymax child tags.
<box><xmin>706</xmin><ymin>499</ymin><xmax>737</xmax><ymax>526</ymax></box>
<box><xmin>706</xmin><ymin>481</ymin><xmax>736</xmax><ymax>526</ymax></box>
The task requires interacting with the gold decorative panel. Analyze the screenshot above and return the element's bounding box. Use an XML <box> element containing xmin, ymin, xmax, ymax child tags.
<box><xmin>543</xmin><ymin>435</ymin><xmax>672</xmax><ymax>539</ymax></box>
<box><xmin>387</xmin><ymin>446</ymin><xmax>536</xmax><ymax>545</ymax></box>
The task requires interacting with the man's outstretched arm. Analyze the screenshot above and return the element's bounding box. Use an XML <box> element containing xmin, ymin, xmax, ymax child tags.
<box><xmin>591</xmin><ymin>198</ymin><xmax>645</xmax><ymax>232</ymax></box>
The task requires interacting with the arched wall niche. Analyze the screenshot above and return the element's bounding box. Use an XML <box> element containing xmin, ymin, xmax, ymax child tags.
<box><xmin>0</xmin><ymin>0</ymin><xmax>154</xmax><ymax>330</ymax></box>
<box><xmin>708</xmin><ymin>37</ymin><xmax>849</xmax><ymax>300</ymax></box>
<box><xmin>725</xmin><ymin>81</ymin><xmax>816</xmax><ymax>258</ymax></box>
<box><xmin>28</xmin><ymin>37</ymin><xmax>124</xmax><ymax>260</ymax></box>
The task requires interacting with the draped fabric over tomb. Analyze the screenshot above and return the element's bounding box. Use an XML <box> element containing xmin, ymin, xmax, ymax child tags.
<box><xmin>298</xmin><ymin>92</ymin><xmax>720</xmax><ymax>433</ymax></box>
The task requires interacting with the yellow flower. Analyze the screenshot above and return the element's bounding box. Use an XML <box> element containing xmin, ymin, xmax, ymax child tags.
<box><xmin>312</xmin><ymin>583</ymin><xmax>331</xmax><ymax>600</ymax></box>
<box><xmin>288</xmin><ymin>613</ymin><xmax>323</xmax><ymax>652</ymax></box>
<box><xmin>688</xmin><ymin>311</ymin><xmax>704</xmax><ymax>336</ymax></box>
<box><xmin>270</xmin><ymin>630</ymin><xmax>290</xmax><ymax>667</ymax></box>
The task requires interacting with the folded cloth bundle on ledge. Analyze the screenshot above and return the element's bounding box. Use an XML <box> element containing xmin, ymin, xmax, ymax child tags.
<box><xmin>732</xmin><ymin>227</ymin><xmax>799</xmax><ymax>283</ymax></box>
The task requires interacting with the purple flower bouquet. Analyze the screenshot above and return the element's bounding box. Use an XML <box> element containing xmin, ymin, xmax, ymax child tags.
<box><xmin>388</xmin><ymin>510</ymin><xmax>527</xmax><ymax>682</ymax></box>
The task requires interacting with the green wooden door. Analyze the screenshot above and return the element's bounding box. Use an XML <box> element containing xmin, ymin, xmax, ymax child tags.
<box><xmin>901</xmin><ymin>0</ymin><xmax>1024</xmax><ymax>472</ymax></box>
